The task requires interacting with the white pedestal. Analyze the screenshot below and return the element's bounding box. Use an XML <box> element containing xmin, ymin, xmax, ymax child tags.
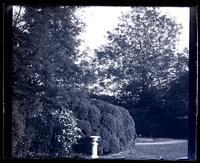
<box><xmin>90</xmin><ymin>136</ymin><xmax>100</xmax><ymax>159</ymax></box>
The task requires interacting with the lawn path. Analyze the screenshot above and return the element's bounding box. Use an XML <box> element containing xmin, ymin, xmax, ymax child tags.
<box><xmin>135</xmin><ymin>139</ymin><xmax>187</xmax><ymax>145</ymax></box>
<box><xmin>99</xmin><ymin>139</ymin><xmax>188</xmax><ymax>160</ymax></box>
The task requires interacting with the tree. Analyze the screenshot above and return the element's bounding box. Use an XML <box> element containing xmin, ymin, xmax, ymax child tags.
<box><xmin>13</xmin><ymin>6</ymin><xmax>87</xmax><ymax>96</ymax></box>
<box><xmin>12</xmin><ymin>6</ymin><xmax>86</xmax><ymax>157</ymax></box>
<box><xmin>94</xmin><ymin>7</ymin><xmax>182</xmax><ymax>98</ymax></box>
<box><xmin>161</xmin><ymin>56</ymin><xmax>189</xmax><ymax>138</ymax></box>
<box><xmin>92</xmin><ymin>7</ymin><xmax>187</xmax><ymax>136</ymax></box>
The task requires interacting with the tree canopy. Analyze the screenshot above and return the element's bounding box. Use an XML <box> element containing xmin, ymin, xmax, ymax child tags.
<box><xmin>12</xmin><ymin>6</ymin><xmax>86</xmax><ymax>157</ymax></box>
<box><xmin>91</xmin><ymin>7</ymin><xmax>189</xmax><ymax>137</ymax></box>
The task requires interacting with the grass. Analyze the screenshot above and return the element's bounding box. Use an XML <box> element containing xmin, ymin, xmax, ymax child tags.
<box><xmin>135</xmin><ymin>137</ymin><xmax>175</xmax><ymax>143</ymax></box>
<box><xmin>99</xmin><ymin>138</ymin><xmax>188</xmax><ymax>160</ymax></box>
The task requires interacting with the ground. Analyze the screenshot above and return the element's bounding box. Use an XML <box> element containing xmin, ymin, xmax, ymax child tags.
<box><xmin>98</xmin><ymin>138</ymin><xmax>188</xmax><ymax>160</ymax></box>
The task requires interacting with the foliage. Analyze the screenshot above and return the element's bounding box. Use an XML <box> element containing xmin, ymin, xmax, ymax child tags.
<box><xmin>12</xmin><ymin>92</ymin><xmax>82</xmax><ymax>158</ymax></box>
<box><xmin>91</xmin><ymin>7</ymin><xmax>189</xmax><ymax>137</ymax></box>
<box><xmin>12</xmin><ymin>6</ymin><xmax>87</xmax><ymax>95</ymax></box>
<box><xmin>71</xmin><ymin>98</ymin><xmax>136</xmax><ymax>155</ymax></box>
<box><xmin>161</xmin><ymin>72</ymin><xmax>189</xmax><ymax>138</ymax></box>
<box><xmin>93</xmin><ymin>7</ymin><xmax>183</xmax><ymax>102</ymax></box>
<box><xmin>12</xmin><ymin>6</ymin><xmax>85</xmax><ymax>158</ymax></box>
<box><xmin>12</xmin><ymin>100</ymin><xmax>30</xmax><ymax>157</ymax></box>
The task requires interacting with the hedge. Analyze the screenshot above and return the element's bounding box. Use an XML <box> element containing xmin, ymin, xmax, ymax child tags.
<box><xmin>70</xmin><ymin>98</ymin><xmax>136</xmax><ymax>155</ymax></box>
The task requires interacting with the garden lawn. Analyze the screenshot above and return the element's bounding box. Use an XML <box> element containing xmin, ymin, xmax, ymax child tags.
<box><xmin>99</xmin><ymin>138</ymin><xmax>188</xmax><ymax>160</ymax></box>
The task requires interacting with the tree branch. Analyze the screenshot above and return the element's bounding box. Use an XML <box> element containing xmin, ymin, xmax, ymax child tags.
<box><xmin>13</xmin><ymin>6</ymin><xmax>22</xmax><ymax>27</ymax></box>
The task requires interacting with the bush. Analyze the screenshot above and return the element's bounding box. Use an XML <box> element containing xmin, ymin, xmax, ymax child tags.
<box><xmin>12</xmin><ymin>95</ymin><xmax>81</xmax><ymax>158</ymax></box>
<box><xmin>12</xmin><ymin>91</ymin><xmax>136</xmax><ymax>157</ymax></box>
<box><xmin>12</xmin><ymin>100</ymin><xmax>30</xmax><ymax>157</ymax></box>
<box><xmin>71</xmin><ymin>98</ymin><xmax>136</xmax><ymax>155</ymax></box>
<box><xmin>74</xmin><ymin>106</ymin><xmax>89</xmax><ymax>120</ymax></box>
<box><xmin>77</xmin><ymin>120</ymin><xmax>92</xmax><ymax>136</ymax></box>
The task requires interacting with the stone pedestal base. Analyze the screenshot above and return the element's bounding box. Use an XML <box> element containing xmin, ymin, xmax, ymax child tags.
<box><xmin>90</xmin><ymin>136</ymin><xmax>100</xmax><ymax>159</ymax></box>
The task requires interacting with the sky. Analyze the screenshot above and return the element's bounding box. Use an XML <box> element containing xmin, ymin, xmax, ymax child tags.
<box><xmin>13</xmin><ymin>6</ymin><xmax>190</xmax><ymax>53</ymax></box>
<box><xmin>76</xmin><ymin>7</ymin><xmax>190</xmax><ymax>53</ymax></box>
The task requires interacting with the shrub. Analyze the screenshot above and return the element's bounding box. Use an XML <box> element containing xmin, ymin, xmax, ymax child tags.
<box><xmin>12</xmin><ymin>100</ymin><xmax>30</xmax><ymax>157</ymax></box>
<box><xmin>74</xmin><ymin>106</ymin><xmax>89</xmax><ymax>120</ymax></box>
<box><xmin>12</xmin><ymin>95</ymin><xmax>81</xmax><ymax>158</ymax></box>
<box><xmin>71</xmin><ymin>98</ymin><xmax>136</xmax><ymax>155</ymax></box>
<box><xmin>77</xmin><ymin>120</ymin><xmax>92</xmax><ymax>136</ymax></box>
<box><xmin>110</xmin><ymin>135</ymin><xmax>120</xmax><ymax>153</ymax></box>
<box><xmin>12</xmin><ymin>91</ymin><xmax>136</xmax><ymax>157</ymax></box>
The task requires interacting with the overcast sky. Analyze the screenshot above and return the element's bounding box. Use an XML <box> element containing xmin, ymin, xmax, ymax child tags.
<box><xmin>13</xmin><ymin>6</ymin><xmax>190</xmax><ymax>53</ymax></box>
<box><xmin>76</xmin><ymin>7</ymin><xmax>189</xmax><ymax>53</ymax></box>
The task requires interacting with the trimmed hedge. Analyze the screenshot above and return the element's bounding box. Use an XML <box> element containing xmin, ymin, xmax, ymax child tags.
<box><xmin>70</xmin><ymin>98</ymin><xmax>136</xmax><ymax>155</ymax></box>
<box><xmin>12</xmin><ymin>90</ymin><xmax>136</xmax><ymax>157</ymax></box>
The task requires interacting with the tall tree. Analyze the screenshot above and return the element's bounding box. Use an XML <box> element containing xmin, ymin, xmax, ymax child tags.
<box><xmin>93</xmin><ymin>7</ymin><xmax>183</xmax><ymax>106</ymax></box>
<box><xmin>13</xmin><ymin>6</ymin><xmax>86</xmax><ymax>97</ymax></box>
<box><xmin>92</xmin><ymin>7</ymin><xmax>187</xmax><ymax>136</ymax></box>
<box><xmin>12</xmin><ymin>6</ymin><xmax>85</xmax><ymax>157</ymax></box>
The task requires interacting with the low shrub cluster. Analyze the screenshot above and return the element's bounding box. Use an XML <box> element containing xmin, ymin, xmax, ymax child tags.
<box><xmin>12</xmin><ymin>94</ymin><xmax>81</xmax><ymax>158</ymax></box>
<box><xmin>71</xmin><ymin>98</ymin><xmax>136</xmax><ymax>155</ymax></box>
<box><xmin>12</xmin><ymin>90</ymin><xmax>136</xmax><ymax>157</ymax></box>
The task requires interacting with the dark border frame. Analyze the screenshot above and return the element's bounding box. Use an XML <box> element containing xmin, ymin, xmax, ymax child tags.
<box><xmin>2</xmin><ymin>0</ymin><xmax>198</xmax><ymax>160</ymax></box>
<box><xmin>1</xmin><ymin>0</ymin><xmax>198</xmax><ymax>6</ymax></box>
<box><xmin>188</xmin><ymin>7</ymin><xmax>198</xmax><ymax>161</ymax></box>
